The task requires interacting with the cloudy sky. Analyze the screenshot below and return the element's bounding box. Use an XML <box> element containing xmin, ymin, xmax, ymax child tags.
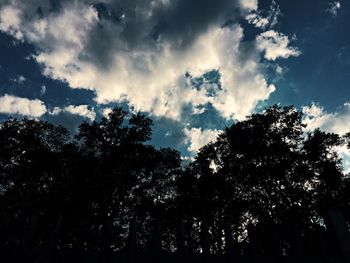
<box><xmin>0</xmin><ymin>0</ymin><xmax>350</xmax><ymax>163</ymax></box>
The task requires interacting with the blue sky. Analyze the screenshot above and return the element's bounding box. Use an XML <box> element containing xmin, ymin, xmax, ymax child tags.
<box><xmin>0</xmin><ymin>0</ymin><xmax>349</xmax><ymax>164</ymax></box>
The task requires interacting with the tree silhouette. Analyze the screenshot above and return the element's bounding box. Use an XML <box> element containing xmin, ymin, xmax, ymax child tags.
<box><xmin>0</xmin><ymin>118</ymin><xmax>71</xmax><ymax>249</ymax></box>
<box><xmin>72</xmin><ymin>107</ymin><xmax>181</xmax><ymax>251</ymax></box>
<box><xmin>175</xmin><ymin>105</ymin><xmax>347</xmax><ymax>253</ymax></box>
<box><xmin>0</xmin><ymin>105</ymin><xmax>349</xmax><ymax>259</ymax></box>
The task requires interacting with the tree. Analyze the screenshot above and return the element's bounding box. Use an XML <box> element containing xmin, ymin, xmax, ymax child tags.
<box><xmin>0</xmin><ymin>105</ymin><xmax>348</xmax><ymax>256</ymax></box>
<box><xmin>177</xmin><ymin>105</ymin><xmax>346</xmax><ymax>253</ymax></box>
<box><xmin>74</xmin><ymin>107</ymin><xmax>182</xmax><ymax>250</ymax></box>
<box><xmin>0</xmin><ymin>118</ymin><xmax>72</xmax><ymax>249</ymax></box>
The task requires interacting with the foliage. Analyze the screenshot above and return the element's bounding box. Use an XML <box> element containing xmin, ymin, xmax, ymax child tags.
<box><xmin>0</xmin><ymin>105</ymin><xmax>349</xmax><ymax>254</ymax></box>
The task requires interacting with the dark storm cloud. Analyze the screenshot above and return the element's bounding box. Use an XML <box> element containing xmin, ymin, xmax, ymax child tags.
<box><xmin>83</xmin><ymin>0</ymin><xmax>243</xmax><ymax>67</ymax></box>
<box><xmin>0</xmin><ymin>0</ymin><xmax>65</xmax><ymax>17</ymax></box>
<box><xmin>138</xmin><ymin>0</ymin><xmax>240</xmax><ymax>45</ymax></box>
<box><xmin>0</xmin><ymin>0</ymin><xmax>244</xmax><ymax>67</ymax></box>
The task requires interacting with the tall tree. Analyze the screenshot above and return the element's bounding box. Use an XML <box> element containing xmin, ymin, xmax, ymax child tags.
<box><xmin>0</xmin><ymin>118</ymin><xmax>72</xmax><ymax>248</ymax></box>
<box><xmin>177</xmin><ymin>105</ymin><xmax>346</xmax><ymax>253</ymax></box>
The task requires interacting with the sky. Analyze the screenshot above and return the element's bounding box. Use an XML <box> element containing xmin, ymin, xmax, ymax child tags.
<box><xmin>0</xmin><ymin>0</ymin><xmax>350</xmax><ymax>166</ymax></box>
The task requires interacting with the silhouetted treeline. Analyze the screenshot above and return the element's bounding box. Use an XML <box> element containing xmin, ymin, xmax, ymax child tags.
<box><xmin>0</xmin><ymin>105</ymin><xmax>350</xmax><ymax>258</ymax></box>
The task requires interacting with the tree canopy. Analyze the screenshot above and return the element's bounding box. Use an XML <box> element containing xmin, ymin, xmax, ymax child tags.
<box><xmin>0</xmin><ymin>105</ymin><xmax>349</xmax><ymax>255</ymax></box>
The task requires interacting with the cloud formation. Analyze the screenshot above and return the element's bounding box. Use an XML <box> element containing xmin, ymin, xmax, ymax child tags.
<box><xmin>326</xmin><ymin>1</ymin><xmax>341</xmax><ymax>17</ymax></box>
<box><xmin>0</xmin><ymin>4</ymin><xmax>23</xmax><ymax>40</ymax></box>
<box><xmin>50</xmin><ymin>105</ymin><xmax>96</xmax><ymax>121</ymax></box>
<box><xmin>0</xmin><ymin>0</ymin><xmax>303</xmax><ymax>152</ymax></box>
<box><xmin>0</xmin><ymin>0</ymin><xmax>295</xmax><ymax>122</ymax></box>
<box><xmin>239</xmin><ymin>0</ymin><xmax>258</xmax><ymax>11</ymax></box>
<box><xmin>0</xmin><ymin>94</ymin><xmax>47</xmax><ymax>117</ymax></box>
<box><xmin>256</xmin><ymin>30</ymin><xmax>301</xmax><ymax>61</ymax></box>
<box><xmin>303</xmin><ymin>102</ymin><xmax>350</xmax><ymax>173</ymax></box>
<box><xmin>184</xmin><ymin>127</ymin><xmax>221</xmax><ymax>153</ymax></box>
<box><xmin>246</xmin><ymin>0</ymin><xmax>281</xmax><ymax>29</ymax></box>
<box><xmin>302</xmin><ymin>102</ymin><xmax>350</xmax><ymax>135</ymax></box>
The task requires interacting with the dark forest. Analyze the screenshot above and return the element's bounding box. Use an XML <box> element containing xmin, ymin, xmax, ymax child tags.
<box><xmin>1</xmin><ymin>105</ymin><xmax>350</xmax><ymax>262</ymax></box>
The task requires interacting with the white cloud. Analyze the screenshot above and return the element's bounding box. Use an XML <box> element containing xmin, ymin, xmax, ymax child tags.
<box><xmin>256</xmin><ymin>30</ymin><xmax>301</xmax><ymax>61</ymax></box>
<box><xmin>32</xmin><ymin>12</ymin><xmax>275</xmax><ymax>121</ymax></box>
<box><xmin>239</xmin><ymin>0</ymin><xmax>258</xmax><ymax>11</ymax></box>
<box><xmin>0</xmin><ymin>5</ymin><xmax>23</xmax><ymax>40</ymax></box>
<box><xmin>64</xmin><ymin>105</ymin><xmax>96</xmax><ymax>121</ymax></box>
<box><xmin>0</xmin><ymin>1</ymin><xmax>306</xmax><ymax>162</ymax></box>
<box><xmin>184</xmin><ymin>127</ymin><xmax>221</xmax><ymax>153</ymax></box>
<box><xmin>336</xmin><ymin>145</ymin><xmax>350</xmax><ymax>174</ymax></box>
<box><xmin>245</xmin><ymin>0</ymin><xmax>281</xmax><ymax>29</ymax></box>
<box><xmin>266</xmin><ymin>0</ymin><xmax>282</xmax><ymax>28</ymax></box>
<box><xmin>102</xmin><ymin>108</ymin><xmax>113</xmax><ymax>118</ymax></box>
<box><xmin>0</xmin><ymin>1</ymin><xmax>298</xmax><ymax>124</ymax></box>
<box><xmin>326</xmin><ymin>1</ymin><xmax>341</xmax><ymax>17</ymax></box>
<box><xmin>50</xmin><ymin>105</ymin><xmax>96</xmax><ymax>121</ymax></box>
<box><xmin>302</xmin><ymin>102</ymin><xmax>350</xmax><ymax>135</ymax></box>
<box><xmin>246</xmin><ymin>13</ymin><xmax>269</xmax><ymax>29</ymax></box>
<box><xmin>192</xmin><ymin>105</ymin><xmax>206</xmax><ymax>115</ymax></box>
<box><xmin>0</xmin><ymin>94</ymin><xmax>47</xmax><ymax>117</ymax></box>
<box><xmin>302</xmin><ymin>102</ymin><xmax>350</xmax><ymax>174</ymax></box>
<box><xmin>32</xmin><ymin>3</ymin><xmax>99</xmax><ymax>90</ymax></box>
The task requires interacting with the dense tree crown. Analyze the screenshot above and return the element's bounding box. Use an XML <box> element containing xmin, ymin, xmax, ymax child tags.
<box><xmin>0</xmin><ymin>105</ymin><xmax>349</xmax><ymax>254</ymax></box>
